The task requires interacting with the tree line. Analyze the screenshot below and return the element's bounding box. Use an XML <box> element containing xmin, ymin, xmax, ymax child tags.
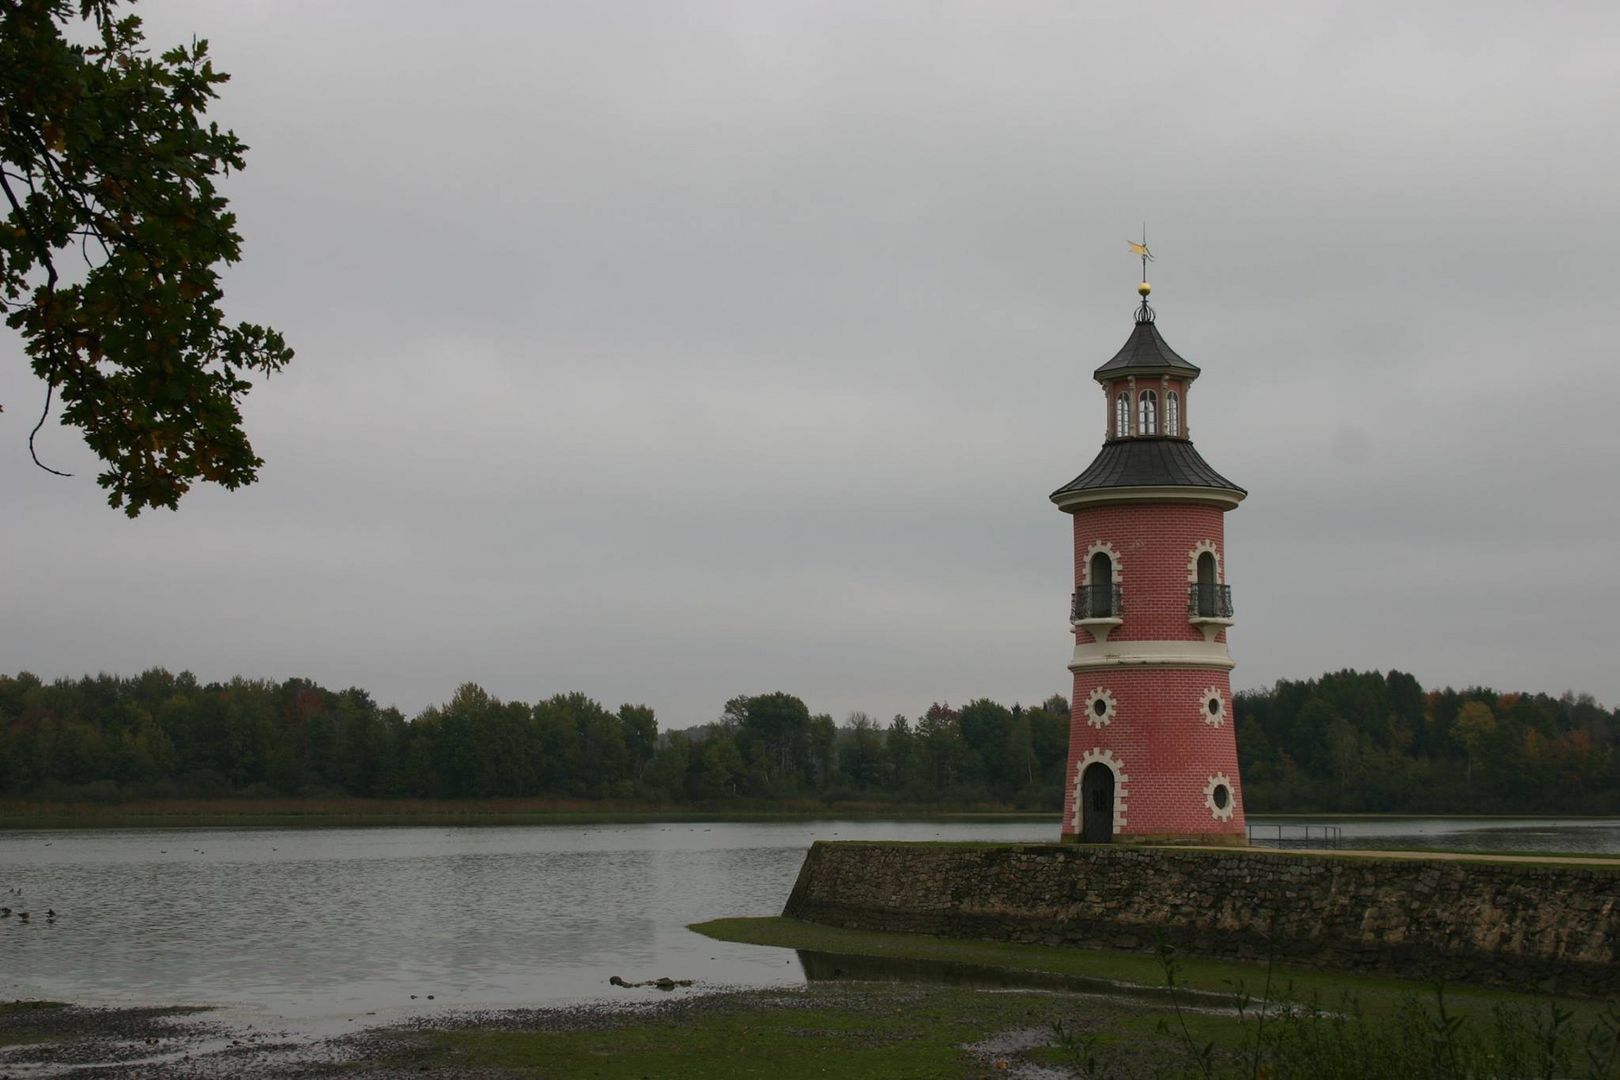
<box><xmin>1</xmin><ymin>668</ymin><xmax>1616</xmax><ymax>812</ymax></box>
<box><xmin>1236</xmin><ymin>670</ymin><xmax>1620</xmax><ymax>813</ymax></box>
<box><xmin>0</xmin><ymin>671</ymin><xmax>1072</xmax><ymax>806</ymax></box>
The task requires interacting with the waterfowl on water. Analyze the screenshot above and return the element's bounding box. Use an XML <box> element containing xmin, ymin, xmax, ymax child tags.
<box><xmin>1</xmin><ymin>907</ymin><xmax>10</xmax><ymax>917</ymax></box>
<box><xmin>17</xmin><ymin>912</ymin><xmax>29</xmax><ymax>921</ymax></box>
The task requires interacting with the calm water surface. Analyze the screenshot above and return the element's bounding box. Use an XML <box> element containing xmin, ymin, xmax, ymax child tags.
<box><xmin>0</xmin><ymin>820</ymin><xmax>1049</xmax><ymax>1025</ymax></box>
<box><xmin>2</xmin><ymin>817</ymin><xmax>1616</xmax><ymax>1028</ymax></box>
<box><xmin>1247</xmin><ymin>815</ymin><xmax>1620</xmax><ymax>854</ymax></box>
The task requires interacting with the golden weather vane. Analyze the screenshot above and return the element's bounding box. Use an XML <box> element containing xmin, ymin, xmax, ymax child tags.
<box><xmin>1127</xmin><ymin>225</ymin><xmax>1153</xmax><ymax>312</ymax></box>
<box><xmin>1127</xmin><ymin>224</ymin><xmax>1152</xmax><ymax>281</ymax></box>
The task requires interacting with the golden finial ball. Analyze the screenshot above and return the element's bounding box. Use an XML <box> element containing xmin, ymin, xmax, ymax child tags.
<box><xmin>1137</xmin><ymin>281</ymin><xmax>1152</xmax><ymax>297</ymax></box>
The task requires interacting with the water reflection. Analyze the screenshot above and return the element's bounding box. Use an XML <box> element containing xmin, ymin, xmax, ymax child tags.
<box><xmin>796</xmin><ymin>949</ymin><xmax>1226</xmax><ymax>1005</ymax></box>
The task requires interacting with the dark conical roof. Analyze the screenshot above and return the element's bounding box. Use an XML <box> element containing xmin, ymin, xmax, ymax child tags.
<box><xmin>1050</xmin><ymin>437</ymin><xmax>1245</xmax><ymax>509</ymax></box>
<box><xmin>1092</xmin><ymin>316</ymin><xmax>1200</xmax><ymax>382</ymax></box>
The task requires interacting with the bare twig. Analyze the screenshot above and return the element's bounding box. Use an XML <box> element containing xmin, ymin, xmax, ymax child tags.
<box><xmin>28</xmin><ymin>383</ymin><xmax>72</xmax><ymax>476</ymax></box>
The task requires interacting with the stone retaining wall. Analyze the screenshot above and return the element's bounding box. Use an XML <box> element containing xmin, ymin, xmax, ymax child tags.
<box><xmin>782</xmin><ymin>842</ymin><xmax>1620</xmax><ymax>995</ymax></box>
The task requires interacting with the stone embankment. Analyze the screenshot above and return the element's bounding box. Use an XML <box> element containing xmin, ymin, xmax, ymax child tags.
<box><xmin>783</xmin><ymin>842</ymin><xmax>1620</xmax><ymax>995</ymax></box>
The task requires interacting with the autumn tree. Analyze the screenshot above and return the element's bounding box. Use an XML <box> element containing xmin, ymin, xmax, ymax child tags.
<box><xmin>1453</xmin><ymin>700</ymin><xmax>1497</xmax><ymax>794</ymax></box>
<box><xmin>1</xmin><ymin>0</ymin><xmax>290</xmax><ymax>513</ymax></box>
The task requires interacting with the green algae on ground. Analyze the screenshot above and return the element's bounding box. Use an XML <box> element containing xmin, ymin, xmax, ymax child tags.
<box><xmin>383</xmin><ymin>984</ymin><xmax>1143</xmax><ymax>1079</ymax></box>
<box><xmin>373</xmin><ymin>971</ymin><xmax>1620</xmax><ymax>1080</ymax></box>
<box><xmin>0</xmin><ymin>1001</ymin><xmax>213</xmax><ymax>1058</ymax></box>
<box><xmin>0</xmin><ymin>1001</ymin><xmax>69</xmax><ymax>1014</ymax></box>
<box><xmin>0</xmin><ymin>1001</ymin><xmax>69</xmax><ymax>1049</ymax></box>
<box><xmin>680</xmin><ymin>921</ymin><xmax>1620</xmax><ymax>1078</ymax></box>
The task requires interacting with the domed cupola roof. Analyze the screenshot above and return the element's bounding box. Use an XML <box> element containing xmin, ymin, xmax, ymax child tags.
<box><xmin>1092</xmin><ymin>312</ymin><xmax>1201</xmax><ymax>383</ymax></box>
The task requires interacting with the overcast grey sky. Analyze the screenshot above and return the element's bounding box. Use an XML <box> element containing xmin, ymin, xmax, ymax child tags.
<box><xmin>4</xmin><ymin>0</ymin><xmax>1617</xmax><ymax>727</ymax></box>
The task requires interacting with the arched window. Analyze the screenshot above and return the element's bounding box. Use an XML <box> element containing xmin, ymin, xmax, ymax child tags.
<box><xmin>1195</xmin><ymin>551</ymin><xmax>1219</xmax><ymax>616</ymax></box>
<box><xmin>1115</xmin><ymin>392</ymin><xmax>1130</xmax><ymax>437</ymax></box>
<box><xmin>1166</xmin><ymin>391</ymin><xmax>1180</xmax><ymax>436</ymax></box>
<box><xmin>1138</xmin><ymin>390</ymin><xmax>1158</xmax><ymax>435</ymax></box>
<box><xmin>1087</xmin><ymin>551</ymin><xmax>1115</xmax><ymax>617</ymax></box>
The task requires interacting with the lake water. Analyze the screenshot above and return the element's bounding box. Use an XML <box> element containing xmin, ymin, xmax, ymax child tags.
<box><xmin>2</xmin><ymin>816</ymin><xmax>1616</xmax><ymax>1030</ymax></box>
<box><xmin>1247</xmin><ymin>815</ymin><xmax>1620</xmax><ymax>855</ymax></box>
<box><xmin>0</xmin><ymin>820</ymin><xmax>1049</xmax><ymax>1028</ymax></box>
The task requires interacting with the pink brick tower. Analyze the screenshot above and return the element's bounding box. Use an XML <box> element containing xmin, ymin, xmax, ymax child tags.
<box><xmin>1051</xmin><ymin>276</ymin><xmax>1247</xmax><ymax>844</ymax></box>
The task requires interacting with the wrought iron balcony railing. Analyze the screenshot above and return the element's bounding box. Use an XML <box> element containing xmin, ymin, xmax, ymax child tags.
<box><xmin>1188</xmin><ymin>583</ymin><xmax>1234</xmax><ymax>619</ymax></box>
<box><xmin>1072</xmin><ymin>584</ymin><xmax>1124</xmax><ymax>621</ymax></box>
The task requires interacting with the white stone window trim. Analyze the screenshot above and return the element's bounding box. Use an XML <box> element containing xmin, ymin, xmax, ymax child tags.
<box><xmin>1186</xmin><ymin>540</ymin><xmax>1223</xmax><ymax>584</ymax></box>
<box><xmin>1085</xmin><ymin>687</ymin><xmax>1116</xmax><ymax>729</ymax></box>
<box><xmin>1078</xmin><ymin>541</ymin><xmax>1125</xmax><ymax>642</ymax></box>
<box><xmin>1201</xmin><ymin>687</ymin><xmax>1226</xmax><ymax>728</ymax></box>
<box><xmin>1186</xmin><ymin>541</ymin><xmax>1231</xmax><ymax>644</ymax></box>
<box><xmin>1074</xmin><ymin>748</ymin><xmax>1129</xmax><ymax>834</ymax></box>
<box><xmin>1204</xmin><ymin>773</ymin><xmax>1235</xmax><ymax>822</ymax></box>
<box><xmin>1084</xmin><ymin>541</ymin><xmax>1123</xmax><ymax>587</ymax></box>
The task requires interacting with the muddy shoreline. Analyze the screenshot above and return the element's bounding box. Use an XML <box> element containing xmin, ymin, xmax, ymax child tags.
<box><xmin>2</xmin><ymin>978</ymin><xmax>1129</xmax><ymax>1080</ymax></box>
<box><xmin>0</xmin><ymin>988</ymin><xmax>897</xmax><ymax>1079</ymax></box>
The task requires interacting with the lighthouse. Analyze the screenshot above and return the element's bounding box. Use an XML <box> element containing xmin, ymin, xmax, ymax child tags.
<box><xmin>1051</xmin><ymin>271</ymin><xmax>1247</xmax><ymax>844</ymax></box>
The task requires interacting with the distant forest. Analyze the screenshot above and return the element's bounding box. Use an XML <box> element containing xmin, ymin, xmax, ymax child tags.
<box><xmin>0</xmin><ymin>669</ymin><xmax>1615</xmax><ymax>814</ymax></box>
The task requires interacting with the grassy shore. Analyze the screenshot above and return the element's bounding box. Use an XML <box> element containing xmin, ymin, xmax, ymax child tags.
<box><xmin>0</xmin><ymin>796</ymin><xmax>1057</xmax><ymax>830</ymax></box>
<box><xmin>370</xmin><ymin>923</ymin><xmax>1620</xmax><ymax>1079</ymax></box>
<box><xmin>386</xmin><ymin>985</ymin><xmax>1074</xmax><ymax>1079</ymax></box>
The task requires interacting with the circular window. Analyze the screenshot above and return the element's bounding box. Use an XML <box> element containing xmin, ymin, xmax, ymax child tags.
<box><xmin>1085</xmin><ymin>688</ymin><xmax>1115</xmax><ymax>729</ymax></box>
<box><xmin>1204</xmin><ymin>773</ymin><xmax>1236</xmax><ymax>821</ymax></box>
<box><xmin>1200</xmin><ymin>687</ymin><xmax>1226</xmax><ymax>728</ymax></box>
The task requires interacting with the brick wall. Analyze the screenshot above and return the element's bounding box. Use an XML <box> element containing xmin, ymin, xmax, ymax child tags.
<box><xmin>1063</xmin><ymin>498</ymin><xmax>1241</xmax><ymax>840</ymax></box>
<box><xmin>1074</xmin><ymin>501</ymin><xmax>1225</xmax><ymax>644</ymax></box>
<box><xmin>1063</xmin><ymin>667</ymin><xmax>1243</xmax><ymax>841</ymax></box>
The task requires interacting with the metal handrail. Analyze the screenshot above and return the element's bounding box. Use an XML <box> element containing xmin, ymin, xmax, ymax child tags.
<box><xmin>1246</xmin><ymin>823</ymin><xmax>1342</xmax><ymax>849</ymax></box>
<box><xmin>1072</xmin><ymin>584</ymin><xmax>1123</xmax><ymax>621</ymax></box>
<box><xmin>1188</xmin><ymin>583</ymin><xmax>1234</xmax><ymax>619</ymax></box>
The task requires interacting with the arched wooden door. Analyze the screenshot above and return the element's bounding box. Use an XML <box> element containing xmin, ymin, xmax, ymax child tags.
<box><xmin>1080</xmin><ymin>762</ymin><xmax>1114</xmax><ymax>843</ymax></box>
